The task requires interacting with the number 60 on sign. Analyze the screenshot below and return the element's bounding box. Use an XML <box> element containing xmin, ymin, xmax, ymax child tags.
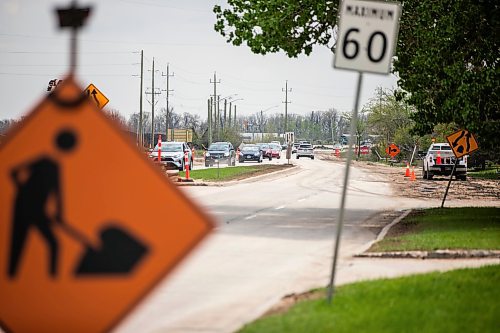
<box><xmin>334</xmin><ymin>0</ymin><xmax>402</xmax><ymax>74</ymax></box>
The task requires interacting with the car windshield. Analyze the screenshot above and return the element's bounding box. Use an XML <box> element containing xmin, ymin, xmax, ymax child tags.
<box><xmin>300</xmin><ymin>144</ymin><xmax>312</xmax><ymax>149</ymax></box>
<box><xmin>209</xmin><ymin>144</ymin><xmax>229</xmax><ymax>151</ymax></box>
<box><xmin>242</xmin><ymin>146</ymin><xmax>259</xmax><ymax>152</ymax></box>
<box><xmin>259</xmin><ymin>144</ymin><xmax>270</xmax><ymax>149</ymax></box>
<box><xmin>153</xmin><ymin>143</ymin><xmax>183</xmax><ymax>152</ymax></box>
<box><xmin>270</xmin><ymin>144</ymin><xmax>280</xmax><ymax>149</ymax></box>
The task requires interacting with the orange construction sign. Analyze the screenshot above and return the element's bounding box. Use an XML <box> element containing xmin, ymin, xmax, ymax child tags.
<box><xmin>385</xmin><ymin>143</ymin><xmax>400</xmax><ymax>158</ymax></box>
<box><xmin>446</xmin><ymin>129</ymin><xmax>479</xmax><ymax>158</ymax></box>
<box><xmin>84</xmin><ymin>83</ymin><xmax>109</xmax><ymax>109</ymax></box>
<box><xmin>0</xmin><ymin>76</ymin><xmax>213</xmax><ymax>333</ymax></box>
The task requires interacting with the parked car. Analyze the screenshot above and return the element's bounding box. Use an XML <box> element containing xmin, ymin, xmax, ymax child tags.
<box><xmin>296</xmin><ymin>143</ymin><xmax>314</xmax><ymax>159</ymax></box>
<box><xmin>205</xmin><ymin>141</ymin><xmax>236</xmax><ymax>167</ymax></box>
<box><xmin>149</xmin><ymin>141</ymin><xmax>193</xmax><ymax>171</ymax></box>
<box><xmin>257</xmin><ymin>143</ymin><xmax>273</xmax><ymax>161</ymax></box>
<box><xmin>239</xmin><ymin>145</ymin><xmax>263</xmax><ymax>163</ymax></box>
<box><xmin>292</xmin><ymin>142</ymin><xmax>300</xmax><ymax>154</ymax></box>
<box><xmin>269</xmin><ymin>143</ymin><xmax>282</xmax><ymax>159</ymax></box>
<box><xmin>423</xmin><ymin>143</ymin><xmax>467</xmax><ymax>180</ymax></box>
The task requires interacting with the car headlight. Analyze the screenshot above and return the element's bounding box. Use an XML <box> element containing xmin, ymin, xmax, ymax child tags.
<box><xmin>205</xmin><ymin>152</ymin><xmax>210</xmax><ymax>157</ymax></box>
<box><xmin>224</xmin><ymin>152</ymin><xmax>229</xmax><ymax>157</ymax></box>
<box><xmin>254</xmin><ymin>153</ymin><xmax>260</xmax><ymax>156</ymax></box>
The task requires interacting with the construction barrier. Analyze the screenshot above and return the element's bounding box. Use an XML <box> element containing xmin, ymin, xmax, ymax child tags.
<box><xmin>404</xmin><ymin>162</ymin><xmax>410</xmax><ymax>177</ymax></box>
<box><xmin>184</xmin><ymin>150</ymin><xmax>190</xmax><ymax>180</ymax></box>
<box><xmin>157</xmin><ymin>135</ymin><xmax>162</xmax><ymax>162</ymax></box>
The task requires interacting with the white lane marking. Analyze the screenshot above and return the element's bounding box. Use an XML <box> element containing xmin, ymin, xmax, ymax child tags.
<box><xmin>245</xmin><ymin>214</ymin><xmax>257</xmax><ymax>220</ymax></box>
<box><xmin>275</xmin><ymin>205</ymin><xmax>285</xmax><ymax>210</ymax></box>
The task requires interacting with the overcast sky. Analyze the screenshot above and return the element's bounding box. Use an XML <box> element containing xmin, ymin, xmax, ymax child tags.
<box><xmin>1</xmin><ymin>0</ymin><xmax>399</xmax><ymax>122</ymax></box>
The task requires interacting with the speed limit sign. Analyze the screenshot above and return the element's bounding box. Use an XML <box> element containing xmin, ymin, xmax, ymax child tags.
<box><xmin>334</xmin><ymin>0</ymin><xmax>401</xmax><ymax>74</ymax></box>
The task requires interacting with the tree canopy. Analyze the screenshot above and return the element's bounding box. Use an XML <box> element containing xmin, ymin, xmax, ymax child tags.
<box><xmin>214</xmin><ymin>0</ymin><xmax>499</xmax><ymax>152</ymax></box>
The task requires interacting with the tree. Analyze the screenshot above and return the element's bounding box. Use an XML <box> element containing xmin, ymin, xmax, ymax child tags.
<box><xmin>105</xmin><ymin>109</ymin><xmax>127</xmax><ymax>127</ymax></box>
<box><xmin>214</xmin><ymin>1</ymin><xmax>338</xmax><ymax>57</ymax></box>
<box><xmin>395</xmin><ymin>1</ymin><xmax>499</xmax><ymax>153</ymax></box>
<box><xmin>366</xmin><ymin>88</ymin><xmax>416</xmax><ymax>159</ymax></box>
<box><xmin>214</xmin><ymin>1</ymin><xmax>499</xmax><ymax>155</ymax></box>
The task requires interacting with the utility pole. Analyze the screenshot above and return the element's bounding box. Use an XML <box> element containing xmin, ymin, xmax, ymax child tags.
<box><xmin>234</xmin><ymin>105</ymin><xmax>237</xmax><ymax>127</ymax></box>
<box><xmin>208</xmin><ymin>98</ymin><xmax>212</xmax><ymax>146</ymax></box>
<box><xmin>145</xmin><ymin>57</ymin><xmax>161</xmax><ymax>148</ymax></box>
<box><xmin>216</xmin><ymin>96</ymin><xmax>220</xmax><ymax>140</ymax></box>
<box><xmin>139</xmin><ymin>50</ymin><xmax>144</xmax><ymax>148</ymax></box>
<box><xmin>210</xmin><ymin>72</ymin><xmax>221</xmax><ymax>141</ymax></box>
<box><xmin>162</xmin><ymin>63</ymin><xmax>174</xmax><ymax>141</ymax></box>
<box><xmin>223</xmin><ymin>99</ymin><xmax>227</xmax><ymax>130</ymax></box>
<box><xmin>228</xmin><ymin>102</ymin><xmax>232</xmax><ymax>127</ymax></box>
<box><xmin>282</xmin><ymin>80</ymin><xmax>292</xmax><ymax>134</ymax></box>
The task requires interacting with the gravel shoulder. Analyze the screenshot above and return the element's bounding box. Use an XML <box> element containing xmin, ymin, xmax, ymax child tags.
<box><xmin>318</xmin><ymin>153</ymin><xmax>500</xmax><ymax>204</ymax></box>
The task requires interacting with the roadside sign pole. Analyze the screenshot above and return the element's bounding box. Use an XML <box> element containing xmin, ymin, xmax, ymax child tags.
<box><xmin>441</xmin><ymin>159</ymin><xmax>458</xmax><ymax>208</ymax></box>
<box><xmin>327</xmin><ymin>72</ymin><xmax>363</xmax><ymax>304</ymax></box>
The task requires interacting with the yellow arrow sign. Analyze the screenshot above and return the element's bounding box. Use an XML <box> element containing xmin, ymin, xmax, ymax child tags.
<box><xmin>84</xmin><ymin>83</ymin><xmax>109</xmax><ymax>109</ymax></box>
<box><xmin>446</xmin><ymin>129</ymin><xmax>479</xmax><ymax>158</ymax></box>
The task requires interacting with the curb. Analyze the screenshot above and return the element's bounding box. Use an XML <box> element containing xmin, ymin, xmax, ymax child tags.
<box><xmin>356</xmin><ymin>209</ymin><xmax>412</xmax><ymax>254</ymax></box>
<box><xmin>356</xmin><ymin>250</ymin><xmax>500</xmax><ymax>259</ymax></box>
<box><xmin>356</xmin><ymin>209</ymin><xmax>500</xmax><ymax>259</ymax></box>
<box><xmin>175</xmin><ymin>164</ymin><xmax>299</xmax><ymax>187</ymax></box>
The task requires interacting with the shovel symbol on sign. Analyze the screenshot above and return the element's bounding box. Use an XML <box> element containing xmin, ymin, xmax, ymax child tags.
<box><xmin>7</xmin><ymin>128</ymin><xmax>149</xmax><ymax>279</ymax></box>
<box><xmin>59</xmin><ymin>223</ymin><xmax>149</xmax><ymax>276</ymax></box>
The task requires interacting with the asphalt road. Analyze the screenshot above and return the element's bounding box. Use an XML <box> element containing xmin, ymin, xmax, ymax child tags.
<box><xmin>115</xmin><ymin>154</ymin><xmax>429</xmax><ymax>333</ymax></box>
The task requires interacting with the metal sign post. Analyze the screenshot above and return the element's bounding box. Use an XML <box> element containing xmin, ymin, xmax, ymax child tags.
<box><xmin>327</xmin><ymin>0</ymin><xmax>402</xmax><ymax>304</ymax></box>
<box><xmin>327</xmin><ymin>71</ymin><xmax>363</xmax><ymax>303</ymax></box>
<box><xmin>441</xmin><ymin>129</ymin><xmax>480</xmax><ymax>208</ymax></box>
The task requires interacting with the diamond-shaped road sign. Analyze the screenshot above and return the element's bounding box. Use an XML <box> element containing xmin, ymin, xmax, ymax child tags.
<box><xmin>0</xmin><ymin>76</ymin><xmax>213</xmax><ymax>333</ymax></box>
<box><xmin>385</xmin><ymin>143</ymin><xmax>400</xmax><ymax>158</ymax></box>
<box><xmin>446</xmin><ymin>129</ymin><xmax>479</xmax><ymax>159</ymax></box>
<box><xmin>85</xmin><ymin>83</ymin><xmax>109</xmax><ymax>109</ymax></box>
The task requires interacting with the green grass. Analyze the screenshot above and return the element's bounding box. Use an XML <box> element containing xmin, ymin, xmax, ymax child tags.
<box><xmin>238</xmin><ymin>265</ymin><xmax>500</xmax><ymax>333</ymax></box>
<box><xmin>370</xmin><ymin>207</ymin><xmax>500</xmax><ymax>252</ymax></box>
<box><xmin>179</xmin><ymin>165</ymin><xmax>285</xmax><ymax>181</ymax></box>
<box><xmin>469</xmin><ymin>168</ymin><xmax>499</xmax><ymax>180</ymax></box>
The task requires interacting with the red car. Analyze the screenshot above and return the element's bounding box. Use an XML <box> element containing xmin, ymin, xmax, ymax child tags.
<box><xmin>269</xmin><ymin>143</ymin><xmax>282</xmax><ymax>159</ymax></box>
<box><xmin>257</xmin><ymin>143</ymin><xmax>272</xmax><ymax>161</ymax></box>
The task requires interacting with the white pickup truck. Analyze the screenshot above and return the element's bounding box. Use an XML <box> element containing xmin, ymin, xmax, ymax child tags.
<box><xmin>423</xmin><ymin>143</ymin><xmax>467</xmax><ymax>180</ymax></box>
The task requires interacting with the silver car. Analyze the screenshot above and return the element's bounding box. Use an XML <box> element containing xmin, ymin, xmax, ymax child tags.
<box><xmin>149</xmin><ymin>141</ymin><xmax>193</xmax><ymax>171</ymax></box>
<box><xmin>296</xmin><ymin>144</ymin><xmax>314</xmax><ymax>159</ymax></box>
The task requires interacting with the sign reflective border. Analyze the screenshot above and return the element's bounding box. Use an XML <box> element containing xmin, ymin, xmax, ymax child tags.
<box><xmin>446</xmin><ymin>129</ymin><xmax>479</xmax><ymax>158</ymax></box>
<box><xmin>0</xmin><ymin>76</ymin><xmax>213</xmax><ymax>333</ymax></box>
<box><xmin>85</xmin><ymin>83</ymin><xmax>109</xmax><ymax>109</ymax></box>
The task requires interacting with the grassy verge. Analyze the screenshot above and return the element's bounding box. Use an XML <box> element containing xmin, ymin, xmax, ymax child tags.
<box><xmin>469</xmin><ymin>167</ymin><xmax>499</xmax><ymax>180</ymax></box>
<box><xmin>238</xmin><ymin>265</ymin><xmax>500</xmax><ymax>333</ymax></box>
<box><xmin>369</xmin><ymin>207</ymin><xmax>500</xmax><ymax>252</ymax></box>
<box><xmin>179</xmin><ymin>164</ymin><xmax>290</xmax><ymax>181</ymax></box>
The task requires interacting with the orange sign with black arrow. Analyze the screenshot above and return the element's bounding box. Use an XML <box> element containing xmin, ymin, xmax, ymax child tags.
<box><xmin>385</xmin><ymin>143</ymin><xmax>400</xmax><ymax>158</ymax></box>
<box><xmin>84</xmin><ymin>83</ymin><xmax>109</xmax><ymax>109</ymax></box>
<box><xmin>446</xmin><ymin>129</ymin><xmax>479</xmax><ymax>159</ymax></box>
<box><xmin>0</xmin><ymin>76</ymin><xmax>213</xmax><ymax>333</ymax></box>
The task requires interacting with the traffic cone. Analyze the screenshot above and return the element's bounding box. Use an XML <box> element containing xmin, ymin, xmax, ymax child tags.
<box><xmin>404</xmin><ymin>162</ymin><xmax>410</xmax><ymax>177</ymax></box>
<box><xmin>436</xmin><ymin>151</ymin><xmax>441</xmax><ymax>164</ymax></box>
<box><xmin>410</xmin><ymin>166</ymin><xmax>416</xmax><ymax>181</ymax></box>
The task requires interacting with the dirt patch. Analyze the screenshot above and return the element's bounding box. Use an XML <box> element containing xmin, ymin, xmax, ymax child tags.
<box><xmin>262</xmin><ymin>289</ymin><xmax>323</xmax><ymax>318</ymax></box>
<box><xmin>318</xmin><ymin>153</ymin><xmax>500</xmax><ymax>202</ymax></box>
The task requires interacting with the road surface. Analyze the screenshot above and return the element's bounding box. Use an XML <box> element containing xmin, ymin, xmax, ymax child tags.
<box><xmin>115</xmin><ymin>156</ymin><xmax>448</xmax><ymax>333</ymax></box>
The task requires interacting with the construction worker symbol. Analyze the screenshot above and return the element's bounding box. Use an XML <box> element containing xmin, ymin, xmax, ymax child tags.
<box><xmin>446</xmin><ymin>129</ymin><xmax>479</xmax><ymax>158</ymax></box>
<box><xmin>8</xmin><ymin>128</ymin><xmax>149</xmax><ymax>278</ymax></box>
